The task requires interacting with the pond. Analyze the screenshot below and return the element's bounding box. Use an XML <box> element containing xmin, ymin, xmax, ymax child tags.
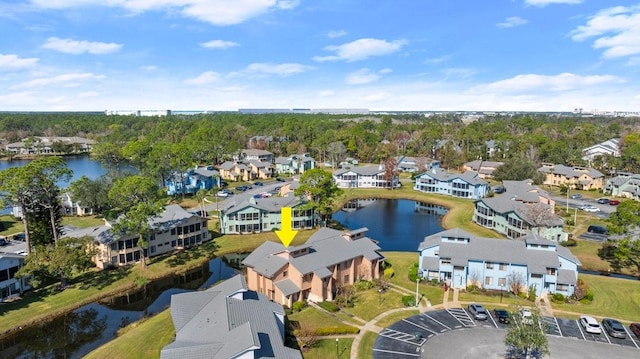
<box><xmin>331</xmin><ymin>198</ymin><xmax>447</xmax><ymax>251</ymax></box>
<box><xmin>0</xmin><ymin>257</ymin><xmax>238</xmax><ymax>359</ymax></box>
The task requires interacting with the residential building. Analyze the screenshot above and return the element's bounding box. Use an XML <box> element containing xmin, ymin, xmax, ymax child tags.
<box><xmin>538</xmin><ymin>163</ymin><xmax>604</xmax><ymax>190</ymax></box>
<box><xmin>165</xmin><ymin>165</ymin><xmax>220</xmax><ymax>196</ymax></box>
<box><xmin>473</xmin><ymin>196</ymin><xmax>567</xmax><ymax>242</ymax></box>
<box><xmin>240</xmin><ymin>149</ymin><xmax>274</xmax><ymax>163</ymax></box>
<box><xmin>463</xmin><ymin>160</ymin><xmax>505</xmax><ymax>179</ymax></box>
<box><xmin>62</xmin><ymin>204</ymin><xmax>209</xmax><ymax>269</ymax></box>
<box><xmin>501</xmin><ymin>180</ymin><xmax>557</xmax><ymax>208</ymax></box>
<box><xmin>219</xmin><ymin>195</ymin><xmax>316</xmax><ymax>234</ymax></box>
<box><xmin>333</xmin><ymin>165</ymin><xmax>399</xmax><ymax>189</ymax></box>
<box><xmin>60</xmin><ymin>192</ymin><xmax>94</xmax><ymax>216</ymax></box>
<box><xmin>414</xmin><ymin>168</ymin><xmax>489</xmax><ymax>200</ymax></box>
<box><xmin>582</xmin><ymin>138</ymin><xmax>620</xmax><ymax>164</ymax></box>
<box><xmin>160</xmin><ymin>275</ymin><xmax>302</xmax><ymax>359</ymax></box>
<box><xmin>603</xmin><ymin>173</ymin><xmax>640</xmax><ymax>199</ymax></box>
<box><xmin>0</xmin><ymin>253</ymin><xmax>30</xmax><ymax>302</ymax></box>
<box><xmin>418</xmin><ymin>228</ymin><xmax>580</xmax><ymax>297</ymax></box>
<box><xmin>395</xmin><ymin>156</ymin><xmax>440</xmax><ymax>173</ymax></box>
<box><xmin>274</xmin><ymin>153</ymin><xmax>316</xmax><ymax>175</ymax></box>
<box><xmin>242</xmin><ymin>227</ymin><xmax>384</xmax><ymax>307</ymax></box>
<box><xmin>5</xmin><ymin>136</ymin><xmax>95</xmax><ymax>155</ymax></box>
<box><xmin>218</xmin><ymin>160</ymin><xmax>273</xmax><ymax>182</ymax></box>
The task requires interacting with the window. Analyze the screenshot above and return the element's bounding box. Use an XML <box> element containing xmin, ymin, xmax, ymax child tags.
<box><xmin>150</xmin><ymin>246</ymin><xmax>156</xmax><ymax>254</ymax></box>
<box><xmin>171</xmin><ymin>228</ymin><xmax>176</xmax><ymax>235</ymax></box>
<box><xmin>485</xmin><ymin>276</ymin><xmax>493</xmax><ymax>286</ymax></box>
<box><xmin>441</xmin><ymin>258</ymin><xmax>451</xmax><ymax>265</ymax></box>
<box><xmin>547</xmin><ymin>268</ymin><xmax>556</xmax><ymax>275</ymax></box>
<box><xmin>283</xmin><ymin>270</ymin><xmax>288</xmax><ymax>278</ymax></box>
<box><xmin>343</xmin><ymin>275</ymin><xmax>350</xmax><ymax>284</ymax></box>
<box><xmin>499</xmin><ymin>263</ymin><xmax>507</xmax><ymax>271</ymax></box>
<box><xmin>498</xmin><ymin>277</ymin><xmax>506</xmax><ymax>287</ymax></box>
<box><xmin>486</xmin><ymin>262</ymin><xmax>494</xmax><ymax>269</ymax></box>
<box><xmin>303</xmin><ymin>273</ymin><xmax>313</xmax><ymax>282</ymax></box>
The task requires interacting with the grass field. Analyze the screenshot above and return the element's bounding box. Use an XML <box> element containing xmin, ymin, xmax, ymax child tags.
<box><xmin>302</xmin><ymin>338</ymin><xmax>353</xmax><ymax>359</ymax></box>
<box><xmin>375</xmin><ymin>309</ymin><xmax>420</xmax><ymax>328</ymax></box>
<box><xmin>383</xmin><ymin>251</ymin><xmax>446</xmax><ymax>306</ymax></box>
<box><xmin>357</xmin><ymin>331</ymin><xmax>378</xmax><ymax>359</ymax></box>
<box><xmin>288</xmin><ymin>306</ymin><xmax>356</xmax><ymax>332</ymax></box>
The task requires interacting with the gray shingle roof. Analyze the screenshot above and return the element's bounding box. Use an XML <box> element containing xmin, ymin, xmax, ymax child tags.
<box><xmin>419</xmin><ymin>168</ymin><xmax>488</xmax><ymax>186</ymax></box>
<box><xmin>538</xmin><ymin>164</ymin><xmax>603</xmax><ymax>179</ymax></box>
<box><xmin>222</xmin><ymin>196</ymin><xmax>303</xmax><ymax>216</ymax></box>
<box><xmin>275</xmin><ymin>279</ymin><xmax>300</xmax><ymax>296</ymax></box>
<box><xmin>161</xmin><ymin>274</ymin><xmax>302</xmax><ymax>359</ymax></box>
<box><xmin>243</xmin><ymin>227</ymin><xmax>383</xmax><ymax>278</ymax></box>
<box><xmin>334</xmin><ymin>165</ymin><xmax>384</xmax><ymax>176</ymax></box>
<box><xmin>418</xmin><ymin>230</ymin><xmax>580</xmax><ymax>273</ymax></box>
<box><xmin>558</xmin><ymin>269</ymin><xmax>577</xmax><ymax>285</ymax></box>
<box><xmin>477</xmin><ymin>197</ymin><xmax>563</xmax><ymax>227</ymax></box>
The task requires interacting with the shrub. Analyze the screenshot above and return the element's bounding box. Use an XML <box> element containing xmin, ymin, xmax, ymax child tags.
<box><xmin>383</xmin><ymin>267</ymin><xmax>395</xmax><ymax>278</ymax></box>
<box><xmin>401</xmin><ymin>295</ymin><xmax>415</xmax><ymax>307</ymax></box>
<box><xmin>314</xmin><ymin>326</ymin><xmax>360</xmax><ymax>336</ymax></box>
<box><xmin>550</xmin><ymin>293</ymin><xmax>566</xmax><ymax>303</ymax></box>
<box><xmin>317</xmin><ymin>301</ymin><xmax>339</xmax><ymax>312</ymax></box>
<box><xmin>292</xmin><ymin>301</ymin><xmax>307</xmax><ymax>312</ymax></box>
<box><xmin>560</xmin><ymin>239</ymin><xmax>577</xmax><ymax>247</ymax></box>
<box><xmin>527</xmin><ymin>285</ymin><xmax>536</xmax><ymax>301</ymax></box>
<box><xmin>408</xmin><ymin>262</ymin><xmax>420</xmax><ymax>282</ymax></box>
<box><xmin>565</xmin><ymin>218</ymin><xmax>575</xmax><ymax>226</ymax></box>
<box><xmin>354</xmin><ymin>279</ymin><xmax>374</xmax><ymax>291</ymax></box>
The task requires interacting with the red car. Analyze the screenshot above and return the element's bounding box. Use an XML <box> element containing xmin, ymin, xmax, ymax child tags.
<box><xmin>631</xmin><ymin>323</ymin><xmax>640</xmax><ymax>339</ymax></box>
<box><xmin>609</xmin><ymin>199</ymin><xmax>621</xmax><ymax>206</ymax></box>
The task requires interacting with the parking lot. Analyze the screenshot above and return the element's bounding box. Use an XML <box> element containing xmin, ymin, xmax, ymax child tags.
<box><xmin>372</xmin><ymin>307</ymin><xmax>640</xmax><ymax>359</ymax></box>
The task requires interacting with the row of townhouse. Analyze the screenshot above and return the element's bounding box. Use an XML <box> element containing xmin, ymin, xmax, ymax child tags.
<box><xmin>219</xmin><ymin>195</ymin><xmax>316</xmax><ymax>235</ymax></box>
<box><xmin>242</xmin><ymin>227</ymin><xmax>384</xmax><ymax>307</ymax></box>
<box><xmin>5</xmin><ymin>136</ymin><xmax>94</xmax><ymax>155</ymax></box>
<box><xmin>219</xmin><ymin>150</ymin><xmax>317</xmax><ymax>182</ymax></box>
<box><xmin>165</xmin><ymin>165</ymin><xmax>221</xmax><ymax>196</ymax></box>
<box><xmin>603</xmin><ymin>172</ymin><xmax>640</xmax><ymax>199</ymax></box>
<box><xmin>473</xmin><ymin>180</ymin><xmax>567</xmax><ymax>242</ymax></box>
<box><xmin>414</xmin><ymin>168</ymin><xmax>490</xmax><ymax>200</ymax></box>
<box><xmin>332</xmin><ymin>164</ymin><xmax>400</xmax><ymax>189</ymax></box>
<box><xmin>418</xmin><ymin>228</ymin><xmax>581</xmax><ymax>297</ymax></box>
<box><xmin>462</xmin><ymin>160</ymin><xmax>505</xmax><ymax>179</ymax></box>
<box><xmin>63</xmin><ymin>204</ymin><xmax>209</xmax><ymax>269</ymax></box>
<box><xmin>538</xmin><ymin>163</ymin><xmax>604</xmax><ymax>190</ymax></box>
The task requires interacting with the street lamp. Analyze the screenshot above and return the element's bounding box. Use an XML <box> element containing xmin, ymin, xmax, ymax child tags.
<box><xmin>335</xmin><ymin>338</ymin><xmax>339</xmax><ymax>359</ymax></box>
<box><xmin>500</xmin><ymin>284</ymin><xmax>504</xmax><ymax>303</ymax></box>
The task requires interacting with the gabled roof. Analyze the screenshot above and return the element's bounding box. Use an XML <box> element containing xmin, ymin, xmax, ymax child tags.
<box><xmin>477</xmin><ymin>197</ymin><xmax>563</xmax><ymax>227</ymax></box>
<box><xmin>222</xmin><ymin>195</ymin><xmax>304</xmax><ymax>216</ymax></box>
<box><xmin>161</xmin><ymin>275</ymin><xmax>302</xmax><ymax>359</ymax></box>
<box><xmin>418</xmin><ymin>230</ymin><xmax>579</xmax><ymax>271</ymax></box>
<box><xmin>242</xmin><ymin>149</ymin><xmax>273</xmax><ymax>156</ymax></box>
<box><xmin>243</xmin><ymin>227</ymin><xmax>383</xmax><ymax>278</ymax></box>
<box><xmin>538</xmin><ymin>164</ymin><xmax>604</xmax><ymax>179</ymax></box>
<box><xmin>334</xmin><ymin>165</ymin><xmax>385</xmax><ymax>176</ymax></box>
<box><xmin>418</xmin><ymin>168</ymin><xmax>488</xmax><ymax>186</ymax></box>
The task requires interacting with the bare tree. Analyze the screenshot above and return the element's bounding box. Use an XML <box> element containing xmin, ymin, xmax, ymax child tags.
<box><xmin>383</xmin><ymin>157</ymin><xmax>399</xmax><ymax>189</ymax></box>
<box><xmin>507</xmin><ymin>271</ymin><xmax>527</xmax><ymax>297</ymax></box>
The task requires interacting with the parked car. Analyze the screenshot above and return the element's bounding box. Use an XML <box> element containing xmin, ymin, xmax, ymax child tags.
<box><xmin>467</xmin><ymin>303</ymin><xmax>488</xmax><ymax>320</ymax></box>
<box><xmin>570</xmin><ymin>193</ymin><xmax>582</xmax><ymax>199</ymax></box>
<box><xmin>630</xmin><ymin>323</ymin><xmax>640</xmax><ymax>339</ymax></box>
<box><xmin>587</xmin><ymin>225</ymin><xmax>607</xmax><ymax>234</ymax></box>
<box><xmin>582</xmin><ymin>205</ymin><xmax>600</xmax><ymax>213</ymax></box>
<box><xmin>217</xmin><ymin>189</ymin><xmax>233</xmax><ymax>197</ymax></box>
<box><xmin>235</xmin><ymin>185</ymin><xmax>249</xmax><ymax>192</ymax></box>
<box><xmin>609</xmin><ymin>199</ymin><xmax>621</xmax><ymax>205</ymax></box>
<box><xmin>0</xmin><ymin>238</ymin><xmax>8</xmax><ymax>246</ymax></box>
<box><xmin>253</xmin><ymin>181</ymin><xmax>264</xmax><ymax>186</ymax></box>
<box><xmin>602</xmin><ymin>318</ymin><xmax>627</xmax><ymax>339</ymax></box>
<box><xmin>597</xmin><ymin>198</ymin><xmax>610</xmax><ymax>204</ymax></box>
<box><xmin>579</xmin><ymin>315</ymin><xmax>602</xmax><ymax>334</ymax></box>
<box><xmin>493</xmin><ymin>308</ymin><xmax>510</xmax><ymax>324</ymax></box>
<box><xmin>275</xmin><ymin>177</ymin><xmax>286</xmax><ymax>182</ymax></box>
<box><xmin>13</xmin><ymin>233</ymin><xmax>25</xmax><ymax>242</ymax></box>
<box><xmin>520</xmin><ymin>309</ymin><xmax>533</xmax><ymax>325</ymax></box>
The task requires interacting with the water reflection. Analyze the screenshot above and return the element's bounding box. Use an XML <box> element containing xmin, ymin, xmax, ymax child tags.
<box><xmin>0</xmin><ymin>257</ymin><xmax>238</xmax><ymax>359</ymax></box>
<box><xmin>332</xmin><ymin>199</ymin><xmax>446</xmax><ymax>252</ymax></box>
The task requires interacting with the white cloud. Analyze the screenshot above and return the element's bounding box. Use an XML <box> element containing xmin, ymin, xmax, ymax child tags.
<box><xmin>141</xmin><ymin>65</ymin><xmax>158</xmax><ymax>71</ymax></box>
<box><xmin>570</xmin><ymin>5</ymin><xmax>640</xmax><ymax>59</ymax></box>
<box><xmin>525</xmin><ymin>0</ymin><xmax>582</xmax><ymax>7</ymax></box>
<box><xmin>469</xmin><ymin>72</ymin><xmax>622</xmax><ymax>94</ymax></box>
<box><xmin>184</xmin><ymin>71</ymin><xmax>220</xmax><ymax>85</ymax></box>
<box><xmin>29</xmin><ymin>0</ymin><xmax>298</xmax><ymax>26</ymax></box>
<box><xmin>77</xmin><ymin>91</ymin><xmax>99</xmax><ymax>98</ymax></box>
<box><xmin>41</xmin><ymin>37</ymin><xmax>122</xmax><ymax>54</ymax></box>
<box><xmin>327</xmin><ymin>30</ymin><xmax>347</xmax><ymax>39</ymax></box>
<box><xmin>497</xmin><ymin>16</ymin><xmax>528</xmax><ymax>28</ymax></box>
<box><xmin>424</xmin><ymin>55</ymin><xmax>451</xmax><ymax>65</ymax></box>
<box><xmin>441</xmin><ymin>68</ymin><xmax>475</xmax><ymax>78</ymax></box>
<box><xmin>313</xmin><ymin>38</ymin><xmax>408</xmax><ymax>62</ymax></box>
<box><xmin>345</xmin><ymin>68</ymin><xmax>380</xmax><ymax>85</ymax></box>
<box><xmin>14</xmin><ymin>72</ymin><xmax>106</xmax><ymax>89</ymax></box>
<box><xmin>0</xmin><ymin>53</ymin><xmax>39</xmax><ymax>71</ymax></box>
<box><xmin>200</xmin><ymin>40</ymin><xmax>239</xmax><ymax>49</ymax></box>
<box><xmin>243</xmin><ymin>62</ymin><xmax>312</xmax><ymax>76</ymax></box>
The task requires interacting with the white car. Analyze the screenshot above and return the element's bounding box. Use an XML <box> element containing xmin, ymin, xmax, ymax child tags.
<box><xmin>582</xmin><ymin>206</ymin><xmax>600</xmax><ymax>212</ymax></box>
<box><xmin>579</xmin><ymin>315</ymin><xmax>602</xmax><ymax>334</ymax></box>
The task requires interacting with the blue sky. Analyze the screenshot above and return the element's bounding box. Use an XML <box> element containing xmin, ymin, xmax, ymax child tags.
<box><xmin>1</xmin><ymin>0</ymin><xmax>640</xmax><ymax>112</ymax></box>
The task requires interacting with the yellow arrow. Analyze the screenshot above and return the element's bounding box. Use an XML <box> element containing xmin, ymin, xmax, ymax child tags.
<box><xmin>276</xmin><ymin>207</ymin><xmax>298</xmax><ymax>248</ymax></box>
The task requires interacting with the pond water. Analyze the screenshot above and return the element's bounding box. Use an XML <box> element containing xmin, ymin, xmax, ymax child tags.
<box><xmin>0</xmin><ymin>257</ymin><xmax>238</xmax><ymax>359</ymax></box>
<box><xmin>331</xmin><ymin>199</ymin><xmax>447</xmax><ymax>251</ymax></box>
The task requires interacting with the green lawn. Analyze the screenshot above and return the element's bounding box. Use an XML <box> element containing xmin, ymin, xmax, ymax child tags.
<box><xmin>302</xmin><ymin>338</ymin><xmax>353</xmax><ymax>359</ymax></box>
<box><xmin>375</xmin><ymin>309</ymin><xmax>420</xmax><ymax>328</ymax></box>
<box><xmin>62</xmin><ymin>215</ymin><xmax>106</xmax><ymax>228</ymax></box>
<box><xmin>383</xmin><ymin>252</ymin><xmax>446</xmax><ymax>306</ymax></box>
<box><xmin>340</xmin><ymin>288</ymin><xmax>407</xmax><ymax>321</ymax></box>
<box><xmin>85</xmin><ymin>310</ymin><xmax>175</xmax><ymax>359</ymax></box>
<box><xmin>357</xmin><ymin>331</ymin><xmax>377</xmax><ymax>359</ymax></box>
<box><xmin>551</xmin><ymin>273</ymin><xmax>640</xmax><ymax>322</ymax></box>
<box><xmin>288</xmin><ymin>306</ymin><xmax>356</xmax><ymax>333</ymax></box>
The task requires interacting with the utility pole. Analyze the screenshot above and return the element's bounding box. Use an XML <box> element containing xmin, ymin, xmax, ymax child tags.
<box><xmin>415</xmin><ymin>278</ymin><xmax>420</xmax><ymax>307</ymax></box>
